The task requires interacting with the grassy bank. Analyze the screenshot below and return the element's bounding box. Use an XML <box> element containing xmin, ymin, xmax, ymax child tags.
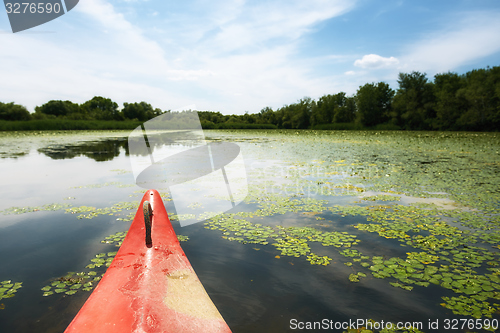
<box><xmin>0</xmin><ymin>120</ymin><xmax>278</xmax><ymax>131</ymax></box>
<box><xmin>0</xmin><ymin>119</ymin><xmax>402</xmax><ymax>131</ymax></box>
<box><xmin>0</xmin><ymin>120</ymin><xmax>143</xmax><ymax>131</ymax></box>
<box><xmin>310</xmin><ymin>122</ymin><xmax>402</xmax><ymax>130</ymax></box>
<box><xmin>201</xmin><ymin>122</ymin><xmax>278</xmax><ymax>129</ymax></box>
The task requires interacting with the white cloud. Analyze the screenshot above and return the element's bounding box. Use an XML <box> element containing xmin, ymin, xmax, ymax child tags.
<box><xmin>399</xmin><ymin>11</ymin><xmax>500</xmax><ymax>73</ymax></box>
<box><xmin>354</xmin><ymin>54</ymin><xmax>399</xmax><ymax>69</ymax></box>
<box><xmin>81</xmin><ymin>0</ymin><xmax>358</xmax><ymax>111</ymax></box>
<box><xmin>2</xmin><ymin>1</ymin><xmax>500</xmax><ymax>116</ymax></box>
<box><xmin>177</xmin><ymin>0</ymin><xmax>358</xmax><ymax>110</ymax></box>
<box><xmin>0</xmin><ymin>0</ymin><xmax>358</xmax><ymax>114</ymax></box>
<box><xmin>76</xmin><ymin>0</ymin><xmax>168</xmax><ymax>74</ymax></box>
<box><xmin>211</xmin><ymin>0</ymin><xmax>355</xmax><ymax>51</ymax></box>
<box><xmin>0</xmin><ymin>0</ymin><xmax>218</xmax><ymax>111</ymax></box>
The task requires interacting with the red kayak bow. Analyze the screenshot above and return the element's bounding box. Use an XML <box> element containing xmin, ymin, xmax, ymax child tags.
<box><xmin>64</xmin><ymin>189</ymin><xmax>231</xmax><ymax>333</ymax></box>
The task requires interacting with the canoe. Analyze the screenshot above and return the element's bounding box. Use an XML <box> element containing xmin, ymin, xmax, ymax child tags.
<box><xmin>64</xmin><ymin>189</ymin><xmax>232</xmax><ymax>333</ymax></box>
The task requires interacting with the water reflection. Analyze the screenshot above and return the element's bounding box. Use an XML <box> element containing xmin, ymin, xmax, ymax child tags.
<box><xmin>36</xmin><ymin>131</ymin><xmax>206</xmax><ymax>162</ymax></box>
<box><xmin>37</xmin><ymin>138</ymin><xmax>128</xmax><ymax>161</ymax></box>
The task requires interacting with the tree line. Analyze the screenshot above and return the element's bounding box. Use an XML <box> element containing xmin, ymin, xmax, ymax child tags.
<box><xmin>1</xmin><ymin>66</ymin><xmax>498</xmax><ymax>131</ymax></box>
<box><xmin>0</xmin><ymin>97</ymin><xmax>163</xmax><ymax>122</ymax></box>
<box><xmin>241</xmin><ymin>66</ymin><xmax>499</xmax><ymax>131</ymax></box>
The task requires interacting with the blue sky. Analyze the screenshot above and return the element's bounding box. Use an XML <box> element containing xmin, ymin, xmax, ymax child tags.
<box><xmin>1</xmin><ymin>0</ymin><xmax>499</xmax><ymax>114</ymax></box>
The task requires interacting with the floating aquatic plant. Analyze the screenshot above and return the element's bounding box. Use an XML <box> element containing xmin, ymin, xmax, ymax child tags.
<box><xmin>204</xmin><ymin>212</ymin><xmax>360</xmax><ymax>266</ymax></box>
<box><xmin>101</xmin><ymin>231</ymin><xmax>127</xmax><ymax>247</ymax></box>
<box><xmin>205</xmin><ymin>179</ymin><xmax>500</xmax><ymax>317</ymax></box>
<box><xmin>2</xmin><ymin>203</ymin><xmax>70</xmax><ymax>215</ymax></box>
<box><xmin>70</xmin><ymin>181</ymin><xmax>133</xmax><ymax>189</ymax></box>
<box><xmin>441</xmin><ymin>295</ymin><xmax>500</xmax><ymax>319</ymax></box>
<box><xmin>40</xmin><ymin>251</ymin><xmax>116</xmax><ymax>297</ymax></box>
<box><xmin>187</xmin><ymin>202</ymin><xmax>203</xmax><ymax>209</ymax></box>
<box><xmin>306</xmin><ymin>253</ymin><xmax>332</xmax><ymax>265</ymax></box>
<box><xmin>199</xmin><ymin>131</ymin><xmax>500</xmax><ymax>321</ymax></box>
<box><xmin>177</xmin><ymin>235</ymin><xmax>189</xmax><ymax>242</ymax></box>
<box><xmin>2</xmin><ymin>199</ymin><xmax>141</xmax><ymax>222</ymax></box>
<box><xmin>348</xmin><ymin>272</ymin><xmax>367</xmax><ymax>283</ymax></box>
<box><xmin>110</xmin><ymin>169</ymin><xmax>130</xmax><ymax>175</ymax></box>
<box><xmin>116</xmin><ymin>212</ymin><xmax>136</xmax><ymax>222</ymax></box>
<box><xmin>0</xmin><ymin>280</ymin><xmax>22</xmax><ymax>309</ymax></box>
<box><xmin>360</xmin><ymin>194</ymin><xmax>401</xmax><ymax>202</ymax></box>
<box><xmin>169</xmin><ymin>213</ymin><xmax>196</xmax><ymax>221</ymax></box>
<box><xmin>66</xmin><ymin>201</ymin><xmax>138</xmax><ymax>220</ymax></box>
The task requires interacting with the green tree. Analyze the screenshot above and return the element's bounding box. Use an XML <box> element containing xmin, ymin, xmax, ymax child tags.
<box><xmin>273</xmin><ymin>107</ymin><xmax>285</xmax><ymax>128</ymax></box>
<box><xmin>456</xmin><ymin>67</ymin><xmax>500</xmax><ymax>130</ymax></box>
<box><xmin>290</xmin><ymin>97</ymin><xmax>314</xmax><ymax>129</ymax></box>
<box><xmin>226</xmin><ymin>115</ymin><xmax>239</xmax><ymax>123</ymax></box>
<box><xmin>491</xmin><ymin>66</ymin><xmax>500</xmax><ymax>129</ymax></box>
<box><xmin>311</xmin><ymin>92</ymin><xmax>355</xmax><ymax>126</ymax></box>
<box><xmin>82</xmin><ymin>96</ymin><xmax>122</xmax><ymax>121</ymax></box>
<box><xmin>153</xmin><ymin>108</ymin><xmax>163</xmax><ymax>117</ymax></box>
<box><xmin>333</xmin><ymin>93</ymin><xmax>356</xmax><ymax>123</ymax></box>
<box><xmin>433</xmin><ymin>72</ymin><xmax>467</xmax><ymax>130</ymax></box>
<box><xmin>122</xmin><ymin>101</ymin><xmax>156</xmax><ymax>121</ymax></box>
<box><xmin>0</xmin><ymin>102</ymin><xmax>31</xmax><ymax>121</ymax></box>
<box><xmin>393</xmin><ymin>72</ymin><xmax>435</xmax><ymax>130</ymax></box>
<box><xmin>312</xmin><ymin>94</ymin><xmax>334</xmax><ymax>125</ymax></box>
<box><xmin>355</xmin><ymin>82</ymin><xmax>394</xmax><ymax>127</ymax></box>
<box><xmin>278</xmin><ymin>106</ymin><xmax>292</xmax><ymax>129</ymax></box>
<box><xmin>34</xmin><ymin>100</ymin><xmax>80</xmax><ymax>119</ymax></box>
<box><xmin>206</xmin><ymin>111</ymin><xmax>226</xmax><ymax>124</ymax></box>
<box><xmin>258</xmin><ymin>107</ymin><xmax>276</xmax><ymax>125</ymax></box>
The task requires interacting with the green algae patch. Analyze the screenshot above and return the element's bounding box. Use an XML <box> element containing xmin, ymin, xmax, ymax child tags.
<box><xmin>203</xmin><ymin>182</ymin><xmax>500</xmax><ymax>319</ymax></box>
<box><xmin>40</xmin><ymin>251</ymin><xmax>119</xmax><ymax>297</ymax></box>
<box><xmin>2</xmin><ymin>203</ymin><xmax>71</xmax><ymax>215</ymax></box>
<box><xmin>41</xmin><ymin>270</ymin><xmax>104</xmax><ymax>297</ymax></box>
<box><xmin>0</xmin><ymin>280</ymin><xmax>22</xmax><ymax>308</ymax></box>
<box><xmin>348</xmin><ymin>272</ymin><xmax>367</xmax><ymax>283</ymax></box>
<box><xmin>2</xmin><ymin>199</ymin><xmax>140</xmax><ymax>222</ymax></box>
<box><xmin>42</xmin><ymin>232</ymin><xmax>189</xmax><ymax>298</ymax></box>
<box><xmin>307</xmin><ymin>253</ymin><xmax>332</xmax><ymax>266</ymax></box>
<box><xmin>66</xmin><ymin>201</ymin><xmax>138</xmax><ymax>220</ymax></box>
<box><xmin>70</xmin><ymin>181</ymin><xmax>134</xmax><ymax>189</ymax></box>
<box><xmin>199</xmin><ymin>150</ymin><xmax>500</xmax><ymax>320</ymax></box>
<box><xmin>441</xmin><ymin>295</ymin><xmax>500</xmax><ymax>318</ymax></box>
<box><xmin>204</xmin><ymin>211</ymin><xmax>360</xmax><ymax>266</ymax></box>
<box><xmin>177</xmin><ymin>235</ymin><xmax>189</xmax><ymax>242</ymax></box>
<box><xmin>360</xmin><ymin>194</ymin><xmax>401</xmax><ymax>202</ymax></box>
<box><xmin>101</xmin><ymin>231</ymin><xmax>127</xmax><ymax>247</ymax></box>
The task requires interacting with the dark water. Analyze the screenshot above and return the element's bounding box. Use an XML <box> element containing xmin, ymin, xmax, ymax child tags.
<box><xmin>0</xmin><ymin>130</ymin><xmax>498</xmax><ymax>333</ymax></box>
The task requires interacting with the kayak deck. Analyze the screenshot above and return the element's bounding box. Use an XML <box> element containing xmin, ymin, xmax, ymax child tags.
<box><xmin>65</xmin><ymin>190</ymin><xmax>231</xmax><ymax>333</ymax></box>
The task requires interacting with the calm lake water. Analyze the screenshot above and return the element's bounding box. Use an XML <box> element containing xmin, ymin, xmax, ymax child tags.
<box><xmin>0</xmin><ymin>129</ymin><xmax>499</xmax><ymax>333</ymax></box>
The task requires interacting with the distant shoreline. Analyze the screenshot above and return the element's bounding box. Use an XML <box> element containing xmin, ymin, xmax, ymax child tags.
<box><xmin>0</xmin><ymin>119</ymin><xmax>497</xmax><ymax>132</ymax></box>
<box><xmin>0</xmin><ymin>119</ymin><xmax>144</xmax><ymax>131</ymax></box>
<box><xmin>0</xmin><ymin>120</ymin><xmax>278</xmax><ymax>131</ymax></box>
